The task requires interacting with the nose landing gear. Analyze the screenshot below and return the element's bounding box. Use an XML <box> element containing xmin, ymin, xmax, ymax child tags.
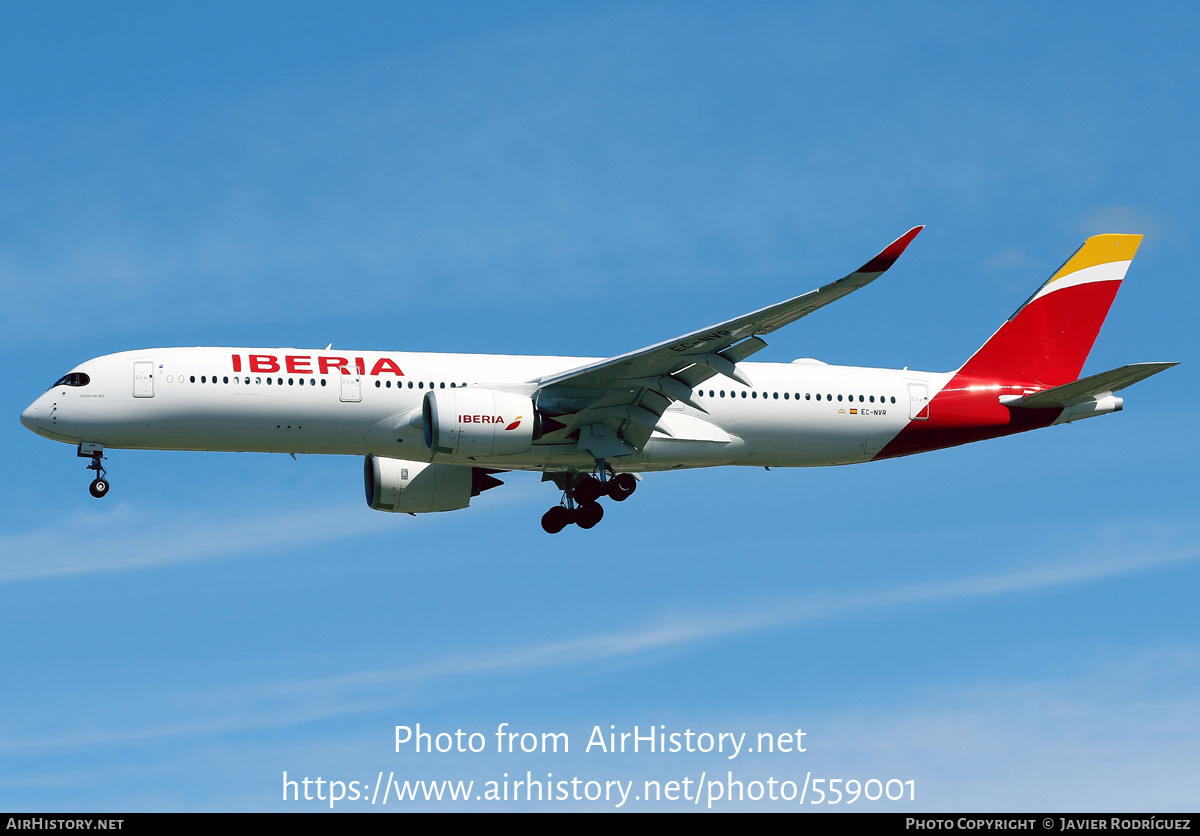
<box><xmin>540</xmin><ymin>465</ymin><xmax>637</xmax><ymax>533</ymax></box>
<box><xmin>78</xmin><ymin>442</ymin><xmax>109</xmax><ymax>498</ymax></box>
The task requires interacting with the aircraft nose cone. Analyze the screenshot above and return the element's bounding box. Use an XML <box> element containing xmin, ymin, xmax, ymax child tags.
<box><xmin>20</xmin><ymin>403</ymin><xmax>39</xmax><ymax>433</ymax></box>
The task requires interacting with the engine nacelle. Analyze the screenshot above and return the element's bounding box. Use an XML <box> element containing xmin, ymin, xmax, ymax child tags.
<box><xmin>364</xmin><ymin>457</ymin><xmax>501</xmax><ymax>513</ymax></box>
<box><xmin>423</xmin><ymin>388</ymin><xmax>539</xmax><ymax>458</ymax></box>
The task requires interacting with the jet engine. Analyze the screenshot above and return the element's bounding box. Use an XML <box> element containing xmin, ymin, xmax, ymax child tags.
<box><xmin>422</xmin><ymin>388</ymin><xmax>542</xmax><ymax>458</ymax></box>
<box><xmin>364</xmin><ymin>456</ymin><xmax>503</xmax><ymax>513</ymax></box>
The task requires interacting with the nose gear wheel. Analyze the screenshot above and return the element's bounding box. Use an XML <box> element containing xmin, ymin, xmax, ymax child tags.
<box><xmin>81</xmin><ymin>448</ymin><xmax>110</xmax><ymax>499</ymax></box>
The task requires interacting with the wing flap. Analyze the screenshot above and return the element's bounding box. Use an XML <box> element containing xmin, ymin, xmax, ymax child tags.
<box><xmin>653</xmin><ymin>411</ymin><xmax>735</xmax><ymax>443</ymax></box>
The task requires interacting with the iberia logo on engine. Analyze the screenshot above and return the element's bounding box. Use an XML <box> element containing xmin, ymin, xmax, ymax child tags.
<box><xmin>458</xmin><ymin>415</ymin><xmax>523</xmax><ymax>430</ymax></box>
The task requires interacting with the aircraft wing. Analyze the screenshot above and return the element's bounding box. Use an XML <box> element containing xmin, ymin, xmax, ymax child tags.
<box><xmin>531</xmin><ymin>226</ymin><xmax>924</xmax><ymax>458</ymax></box>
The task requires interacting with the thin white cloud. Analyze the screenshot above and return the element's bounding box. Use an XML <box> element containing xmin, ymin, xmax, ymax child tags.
<box><xmin>0</xmin><ymin>501</ymin><xmax>390</xmax><ymax>583</ymax></box>
<box><xmin>1070</xmin><ymin>205</ymin><xmax>1186</xmax><ymax>248</ymax></box>
<box><xmin>290</xmin><ymin>536</ymin><xmax>1200</xmax><ymax>694</ymax></box>
<box><xmin>978</xmin><ymin>247</ymin><xmax>1038</xmax><ymax>273</ymax></box>
<box><xmin>6</xmin><ymin>526</ymin><xmax>1197</xmax><ymax>752</ymax></box>
<box><xmin>800</xmin><ymin>662</ymin><xmax>1200</xmax><ymax>811</ymax></box>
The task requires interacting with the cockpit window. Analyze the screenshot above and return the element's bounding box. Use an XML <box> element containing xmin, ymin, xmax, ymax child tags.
<box><xmin>51</xmin><ymin>372</ymin><xmax>90</xmax><ymax>389</ymax></box>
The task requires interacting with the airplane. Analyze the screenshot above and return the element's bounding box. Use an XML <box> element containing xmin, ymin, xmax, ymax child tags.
<box><xmin>20</xmin><ymin>228</ymin><xmax>1177</xmax><ymax>533</ymax></box>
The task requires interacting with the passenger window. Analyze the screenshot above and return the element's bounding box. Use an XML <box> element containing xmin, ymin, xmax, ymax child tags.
<box><xmin>440</xmin><ymin>382</ymin><xmax>445</xmax><ymax>389</ymax></box>
<box><xmin>783</xmin><ymin>392</ymin><xmax>789</xmax><ymax>399</ymax></box>
<box><xmin>752</xmin><ymin>391</ymin><xmax>757</xmax><ymax>399</ymax></box>
<box><xmin>837</xmin><ymin>394</ymin><xmax>842</xmax><ymax>402</ymax></box>
<box><xmin>816</xmin><ymin>394</ymin><xmax>821</xmax><ymax>401</ymax></box>
<box><xmin>375</xmin><ymin>381</ymin><xmax>381</xmax><ymax>388</ymax></box>
<box><xmin>419</xmin><ymin>382</ymin><xmax>424</xmax><ymax>389</ymax></box>
<box><xmin>806</xmin><ymin>393</ymin><xmax>811</xmax><ymax>400</ymax></box>
<box><xmin>223</xmin><ymin>376</ymin><xmax>229</xmax><ymax>384</ymax></box>
<box><xmin>320</xmin><ymin>379</ymin><xmax>326</xmax><ymax>386</ymax></box>
<box><xmin>773</xmin><ymin>392</ymin><xmax>779</xmax><ymax>399</ymax></box>
<box><xmin>741</xmin><ymin>391</ymin><xmax>747</xmax><ymax>398</ymax></box>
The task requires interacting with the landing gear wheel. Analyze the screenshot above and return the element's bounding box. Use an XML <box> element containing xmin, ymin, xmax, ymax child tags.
<box><xmin>574</xmin><ymin>501</ymin><xmax>604</xmax><ymax>529</ymax></box>
<box><xmin>607</xmin><ymin>473</ymin><xmax>637</xmax><ymax>502</ymax></box>
<box><xmin>574</xmin><ymin>476</ymin><xmax>604</xmax><ymax>504</ymax></box>
<box><xmin>541</xmin><ymin>505</ymin><xmax>571</xmax><ymax>534</ymax></box>
<box><xmin>82</xmin><ymin>447</ymin><xmax>109</xmax><ymax>498</ymax></box>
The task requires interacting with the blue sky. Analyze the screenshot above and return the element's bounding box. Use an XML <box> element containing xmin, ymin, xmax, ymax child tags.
<box><xmin>2</xmin><ymin>2</ymin><xmax>1197</xmax><ymax>811</ymax></box>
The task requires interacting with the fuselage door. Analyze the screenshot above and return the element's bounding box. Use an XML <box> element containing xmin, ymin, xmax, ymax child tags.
<box><xmin>133</xmin><ymin>361</ymin><xmax>155</xmax><ymax>398</ymax></box>
<box><xmin>908</xmin><ymin>383</ymin><xmax>929</xmax><ymax>420</ymax></box>
<box><xmin>340</xmin><ymin>374</ymin><xmax>362</xmax><ymax>403</ymax></box>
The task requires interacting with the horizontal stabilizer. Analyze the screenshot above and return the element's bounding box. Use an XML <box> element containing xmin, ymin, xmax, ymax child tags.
<box><xmin>1001</xmin><ymin>362</ymin><xmax>1178</xmax><ymax>409</ymax></box>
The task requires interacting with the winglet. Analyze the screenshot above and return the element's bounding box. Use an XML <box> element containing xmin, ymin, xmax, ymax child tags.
<box><xmin>857</xmin><ymin>225</ymin><xmax>924</xmax><ymax>274</ymax></box>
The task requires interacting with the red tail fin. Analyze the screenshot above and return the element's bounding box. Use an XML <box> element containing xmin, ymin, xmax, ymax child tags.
<box><xmin>958</xmin><ymin>234</ymin><xmax>1142</xmax><ymax>386</ymax></box>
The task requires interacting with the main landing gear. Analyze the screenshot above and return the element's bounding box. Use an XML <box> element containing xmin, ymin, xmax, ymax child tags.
<box><xmin>540</xmin><ymin>466</ymin><xmax>638</xmax><ymax>534</ymax></box>
<box><xmin>78</xmin><ymin>442</ymin><xmax>109</xmax><ymax>498</ymax></box>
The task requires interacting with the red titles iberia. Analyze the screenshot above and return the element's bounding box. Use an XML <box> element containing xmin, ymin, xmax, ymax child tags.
<box><xmin>234</xmin><ymin>354</ymin><xmax>404</xmax><ymax>377</ymax></box>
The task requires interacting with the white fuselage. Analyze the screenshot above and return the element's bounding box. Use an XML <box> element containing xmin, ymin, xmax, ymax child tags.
<box><xmin>21</xmin><ymin>347</ymin><xmax>951</xmax><ymax>472</ymax></box>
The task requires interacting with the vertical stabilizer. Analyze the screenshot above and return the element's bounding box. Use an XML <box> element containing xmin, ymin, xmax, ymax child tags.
<box><xmin>958</xmin><ymin>234</ymin><xmax>1141</xmax><ymax>386</ymax></box>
